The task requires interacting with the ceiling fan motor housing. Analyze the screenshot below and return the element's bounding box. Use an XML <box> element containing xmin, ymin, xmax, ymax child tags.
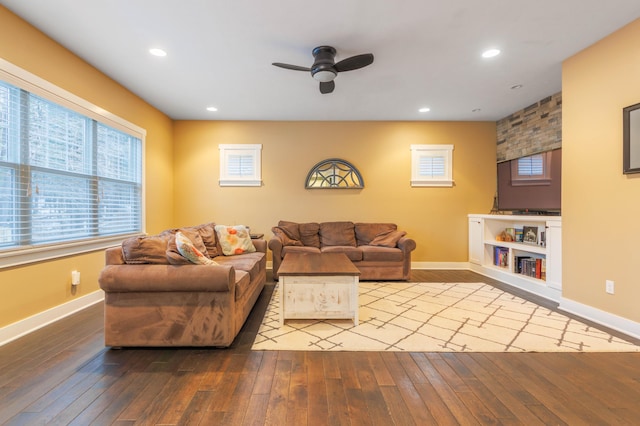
<box><xmin>311</xmin><ymin>46</ymin><xmax>337</xmax><ymax>82</ymax></box>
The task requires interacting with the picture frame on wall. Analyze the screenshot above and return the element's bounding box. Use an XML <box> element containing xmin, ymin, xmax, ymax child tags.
<box><xmin>623</xmin><ymin>102</ymin><xmax>640</xmax><ymax>174</ymax></box>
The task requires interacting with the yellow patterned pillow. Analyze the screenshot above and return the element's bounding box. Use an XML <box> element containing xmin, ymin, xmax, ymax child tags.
<box><xmin>175</xmin><ymin>232</ymin><xmax>218</xmax><ymax>265</ymax></box>
<box><xmin>214</xmin><ymin>225</ymin><xmax>256</xmax><ymax>255</ymax></box>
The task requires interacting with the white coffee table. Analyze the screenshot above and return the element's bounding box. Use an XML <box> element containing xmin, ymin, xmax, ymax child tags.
<box><xmin>278</xmin><ymin>252</ymin><xmax>360</xmax><ymax>327</ymax></box>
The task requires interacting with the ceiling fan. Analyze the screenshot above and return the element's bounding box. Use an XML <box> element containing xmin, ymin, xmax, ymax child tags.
<box><xmin>272</xmin><ymin>46</ymin><xmax>374</xmax><ymax>94</ymax></box>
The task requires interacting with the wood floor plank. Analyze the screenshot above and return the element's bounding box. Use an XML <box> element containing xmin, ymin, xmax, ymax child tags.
<box><xmin>286</xmin><ymin>351</ymin><xmax>308</xmax><ymax>412</ymax></box>
<box><xmin>220</xmin><ymin>371</ymin><xmax>260</xmax><ymax>425</ymax></box>
<box><xmin>263</xmin><ymin>358</ymin><xmax>291</xmax><ymax>424</ymax></box>
<box><xmin>410</xmin><ymin>352</ymin><xmax>481</xmax><ymax>424</ymax></box>
<box><xmin>455</xmin><ymin>353</ymin><xmax>547</xmax><ymax>425</ymax></box>
<box><xmin>306</xmin><ymin>351</ymin><xmax>329</xmax><ymax>424</ymax></box>
<box><xmin>356</xmin><ymin>360</ymin><xmax>395</xmax><ymax>425</ymax></box>
<box><xmin>343</xmin><ymin>387</ymin><xmax>374</xmax><ymax>426</ymax></box>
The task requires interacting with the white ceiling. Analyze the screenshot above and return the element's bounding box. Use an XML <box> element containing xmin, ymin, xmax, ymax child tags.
<box><xmin>3</xmin><ymin>1</ymin><xmax>640</xmax><ymax>121</ymax></box>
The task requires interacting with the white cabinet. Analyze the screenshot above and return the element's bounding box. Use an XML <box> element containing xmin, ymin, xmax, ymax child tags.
<box><xmin>468</xmin><ymin>217</ymin><xmax>483</xmax><ymax>265</ymax></box>
<box><xmin>468</xmin><ymin>214</ymin><xmax>562</xmax><ymax>302</ymax></box>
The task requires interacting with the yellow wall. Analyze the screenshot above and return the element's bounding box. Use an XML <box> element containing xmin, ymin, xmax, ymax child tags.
<box><xmin>562</xmin><ymin>18</ymin><xmax>640</xmax><ymax>322</ymax></box>
<box><xmin>0</xmin><ymin>7</ymin><xmax>175</xmax><ymax>327</ymax></box>
<box><xmin>173</xmin><ymin>121</ymin><xmax>497</xmax><ymax>262</ymax></box>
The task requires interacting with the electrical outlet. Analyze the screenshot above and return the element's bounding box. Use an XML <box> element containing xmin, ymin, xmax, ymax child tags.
<box><xmin>605</xmin><ymin>280</ymin><xmax>614</xmax><ymax>294</ymax></box>
<box><xmin>71</xmin><ymin>270</ymin><xmax>81</xmax><ymax>286</ymax></box>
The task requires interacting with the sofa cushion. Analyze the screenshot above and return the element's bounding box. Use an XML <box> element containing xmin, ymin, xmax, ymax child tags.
<box><xmin>272</xmin><ymin>226</ymin><xmax>303</xmax><ymax>246</ymax></box>
<box><xmin>122</xmin><ymin>233</ymin><xmax>171</xmax><ymax>264</ymax></box>
<box><xmin>299</xmin><ymin>222</ymin><xmax>321</xmax><ymax>248</ymax></box>
<box><xmin>278</xmin><ymin>220</ymin><xmax>301</xmax><ymax>241</ymax></box>
<box><xmin>320</xmin><ymin>246</ymin><xmax>363</xmax><ymax>262</ymax></box>
<box><xmin>215</xmin><ymin>225</ymin><xmax>256</xmax><ymax>255</ymax></box>
<box><xmin>175</xmin><ymin>232</ymin><xmax>219</xmax><ymax>265</ymax></box>
<box><xmin>188</xmin><ymin>222</ymin><xmax>219</xmax><ymax>257</ymax></box>
<box><xmin>355</xmin><ymin>223</ymin><xmax>398</xmax><ymax>246</ymax></box>
<box><xmin>320</xmin><ymin>221</ymin><xmax>356</xmax><ymax>247</ymax></box>
<box><xmin>360</xmin><ymin>245</ymin><xmax>404</xmax><ymax>262</ymax></box>
<box><xmin>165</xmin><ymin>228</ymin><xmax>211</xmax><ymax>265</ymax></box>
<box><xmin>282</xmin><ymin>246</ymin><xmax>321</xmax><ymax>256</ymax></box>
<box><xmin>214</xmin><ymin>252</ymin><xmax>264</xmax><ymax>282</ymax></box>
<box><xmin>370</xmin><ymin>230</ymin><xmax>407</xmax><ymax>248</ymax></box>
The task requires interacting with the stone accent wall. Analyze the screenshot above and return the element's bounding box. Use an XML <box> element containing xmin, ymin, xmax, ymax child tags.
<box><xmin>496</xmin><ymin>92</ymin><xmax>562</xmax><ymax>162</ymax></box>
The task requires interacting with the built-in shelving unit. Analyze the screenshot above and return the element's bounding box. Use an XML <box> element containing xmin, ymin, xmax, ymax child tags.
<box><xmin>468</xmin><ymin>214</ymin><xmax>562</xmax><ymax>302</ymax></box>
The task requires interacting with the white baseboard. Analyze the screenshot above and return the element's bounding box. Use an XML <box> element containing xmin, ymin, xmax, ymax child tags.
<box><xmin>559</xmin><ymin>298</ymin><xmax>640</xmax><ymax>341</ymax></box>
<box><xmin>0</xmin><ymin>290</ymin><xmax>104</xmax><ymax>347</ymax></box>
<box><xmin>412</xmin><ymin>261</ymin><xmax>469</xmax><ymax>270</ymax></box>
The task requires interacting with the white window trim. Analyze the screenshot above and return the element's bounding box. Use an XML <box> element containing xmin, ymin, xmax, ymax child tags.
<box><xmin>0</xmin><ymin>59</ymin><xmax>146</xmax><ymax>269</ymax></box>
<box><xmin>511</xmin><ymin>151</ymin><xmax>552</xmax><ymax>186</ymax></box>
<box><xmin>410</xmin><ymin>144</ymin><xmax>454</xmax><ymax>187</ymax></box>
<box><xmin>219</xmin><ymin>144</ymin><xmax>262</xmax><ymax>187</ymax></box>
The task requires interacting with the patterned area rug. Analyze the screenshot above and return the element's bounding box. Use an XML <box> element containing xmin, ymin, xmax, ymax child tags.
<box><xmin>251</xmin><ymin>282</ymin><xmax>640</xmax><ymax>352</ymax></box>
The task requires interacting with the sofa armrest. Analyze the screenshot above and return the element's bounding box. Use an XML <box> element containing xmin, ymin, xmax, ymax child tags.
<box><xmin>397</xmin><ymin>237</ymin><xmax>417</xmax><ymax>254</ymax></box>
<box><xmin>105</xmin><ymin>246</ymin><xmax>125</xmax><ymax>265</ymax></box>
<box><xmin>252</xmin><ymin>238</ymin><xmax>267</xmax><ymax>253</ymax></box>
<box><xmin>268</xmin><ymin>236</ymin><xmax>284</xmax><ymax>278</ymax></box>
<box><xmin>268</xmin><ymin>236</ymin><xmax>284</xmax><ymax>257</ymax></box>
<box><xmin>99</xmin><ymin>264</ymin><xmax>236</xmax><ymax>293</ymax></box>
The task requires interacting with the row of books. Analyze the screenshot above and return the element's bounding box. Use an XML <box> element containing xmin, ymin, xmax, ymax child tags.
<box><xmin>515</xmin><ymin>256</ymin><xmax>546</xmax><ymax>280</ymax></box>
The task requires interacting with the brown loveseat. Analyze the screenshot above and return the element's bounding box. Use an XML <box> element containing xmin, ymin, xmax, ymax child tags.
<box><xmin>98</xmin><ymin>223</ymin><xmax>266</xmax><ymax>347</ymax></box>
<box><xmin>269</xmin><ymin>221</ymin><xmax>416</xmax><ymax>280</ymax></box>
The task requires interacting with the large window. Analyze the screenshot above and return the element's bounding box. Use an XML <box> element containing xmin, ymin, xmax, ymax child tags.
<box><xmin>0</xmin><ymin>60</ymin><xmax>144</xmax><ymax>267</ymax></box>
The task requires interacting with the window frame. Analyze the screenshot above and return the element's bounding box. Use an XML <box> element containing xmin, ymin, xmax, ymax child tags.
<box><xmin>510</xmin><ymin>151</ymin><xmax>552</xmax><ymax>186</ymax></box>
<box><xmin>0</xmin><ymin>59</ymin><xmax>145</xmax><ymax>269</ymax></box>
<box><xmin>219</xmin><ymin>144</ymin><xmax>262</xmax><ymax>187</ymax></box>
<box><xmin>410</xmin><ymin>144</ymin><xmax>454</xmax><ymax>187</ymax></box>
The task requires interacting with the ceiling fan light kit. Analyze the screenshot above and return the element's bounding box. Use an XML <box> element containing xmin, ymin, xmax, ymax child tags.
<box><xmin>273</xmin><ymin>45</ymin><xmax>374</xmax><ymax>94</ymax></box>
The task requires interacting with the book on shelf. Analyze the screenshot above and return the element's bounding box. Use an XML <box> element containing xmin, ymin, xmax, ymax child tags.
<box><xmin>493</xmin><ymin>246</ymin><xmax>509</xmax><ymax>268</ymax></box>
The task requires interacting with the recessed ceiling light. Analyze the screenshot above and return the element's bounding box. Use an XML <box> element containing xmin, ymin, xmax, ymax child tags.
<box><xmin>149</xmin><ymin>48</ymin><xmax>167</xmax><ymax>57</ymax></box>
<box><xmin>511</xmin><ymin>84</ymin><xmax>523</xmax><ymax>90</ymax></box>
<box><xmin>418</xmin><ymin>107</ymin><xmax>430</xmax><ymax>113</ymax></box>
<box><xmin>206</xmin><ymin>106</ymin><xmax>218</xmax><ymax>112</ymax></box>
<box><xmin>481</xmin><ymin>48</ymin><xmax>501</xmax><ymax>58</ymax></box>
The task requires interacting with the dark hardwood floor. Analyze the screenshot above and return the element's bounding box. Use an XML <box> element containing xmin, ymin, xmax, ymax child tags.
<box><xmin>2</xmin><ymin>270</ymin><xmax>640</xmax><ymax>425</ymax></box>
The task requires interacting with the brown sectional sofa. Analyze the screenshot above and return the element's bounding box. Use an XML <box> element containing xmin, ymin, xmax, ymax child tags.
<box><xmin>269</xmin><ymin>221</ymin><xmax>416</xmax><ymax>280</ymax></box>
<box><xmin>98</xmin><ymin>223</ymin><xmax>266</xmax><ymax>347</ymax></box>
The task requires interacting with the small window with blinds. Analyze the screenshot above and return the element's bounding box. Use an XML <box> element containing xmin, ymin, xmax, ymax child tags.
<box><xmin>510</xmin><ymin>151</ymin><xmax>552</xmax><ymax>186</ymax></box>
<box><xmin>0</xmin><ymin>59</ymin><xmax>144</xmax><ymax>267</ymax></box>
<box><xmin>410</xmin><ymin>144</ymin><xmax>454</xmax><ymax>187</ymax></box>
<box><xmin>219</xmin><ymin>144</ymin><xmax>262</xmax><ymax>186</ymax></box>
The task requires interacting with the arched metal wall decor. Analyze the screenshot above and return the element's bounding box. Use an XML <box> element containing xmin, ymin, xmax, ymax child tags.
<box><xmin>305</xmin><ymin>158</ymin><xmax>364</xmax><ymax>189</ymax></box>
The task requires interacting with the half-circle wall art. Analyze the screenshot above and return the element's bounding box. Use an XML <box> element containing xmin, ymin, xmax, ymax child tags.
<box><xmin>305</xmin><ymin>158</ymin><xmax>364</xmax><ymax>189</ymax></box>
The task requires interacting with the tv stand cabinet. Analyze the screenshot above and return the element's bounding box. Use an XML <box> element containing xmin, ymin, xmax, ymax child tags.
<box><xmin>468</xmin><ymin>214</ymin><xmax>562</xmax><ymax>302</ymax></box>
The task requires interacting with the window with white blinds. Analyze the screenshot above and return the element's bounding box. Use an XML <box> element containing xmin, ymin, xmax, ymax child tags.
<box><xmin>410</xmin><ymin>144</ymin><xmax>454</xmax><ymax>187</ymax></box>
<box><xmin>219</xmin><ymin>144</ymin><xmax>262</xmax><ymax>186</ymax></box>
<box><xmin>0</xmin><ymin>60</ymin><xmax>144</xmax><ymax>267</ymax></box>
<box><xmin>511</xmin><ymin>151</ymin><xmax>552</xmax><ymax>186</ymax></box>
<box><xmin>517</xmin><ymin>155</ymin><xmax>544</xmax><ymax>176</ymax></box>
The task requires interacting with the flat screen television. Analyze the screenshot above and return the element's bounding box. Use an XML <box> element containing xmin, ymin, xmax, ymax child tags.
<box><xmin>497</xmin><ymin>148</ymin><xmax>561</xmax><ymax>214</ymax></box>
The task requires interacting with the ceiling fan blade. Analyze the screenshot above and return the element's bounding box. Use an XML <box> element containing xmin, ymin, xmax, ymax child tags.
<box><xmin>319</xmin><ymin>80</ymin><xmax>335</xmax><ymax>94</ymax></box>
<box><xmin>272</xmin><ymin>62</ymin><xmax>311</xmax><ymax>72</ymax></box>
<box><xmin>334</xmin><ymin>53</ymin><xmax>374</xmax><ymax>72</ymax></box>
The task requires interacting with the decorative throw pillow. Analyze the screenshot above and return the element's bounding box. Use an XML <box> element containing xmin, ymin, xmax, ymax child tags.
<box><xmin>214</xmin><ymin>225</ymin><xmax>257</xmax><ymax>256</ymax></box>
<box><xmin>369</xmin><ymin>230</ymin><xmax>407</xmax><ymax>248</ymax></box>
<box><xmin>272</xmin><ymin>226</ymin><xmax>303</xmax><ymax>246</ymax></box>
<box><xmin>175</xmin><ymin>231</ymin><xmax>218</xmax><ymax>265</ymax></box>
